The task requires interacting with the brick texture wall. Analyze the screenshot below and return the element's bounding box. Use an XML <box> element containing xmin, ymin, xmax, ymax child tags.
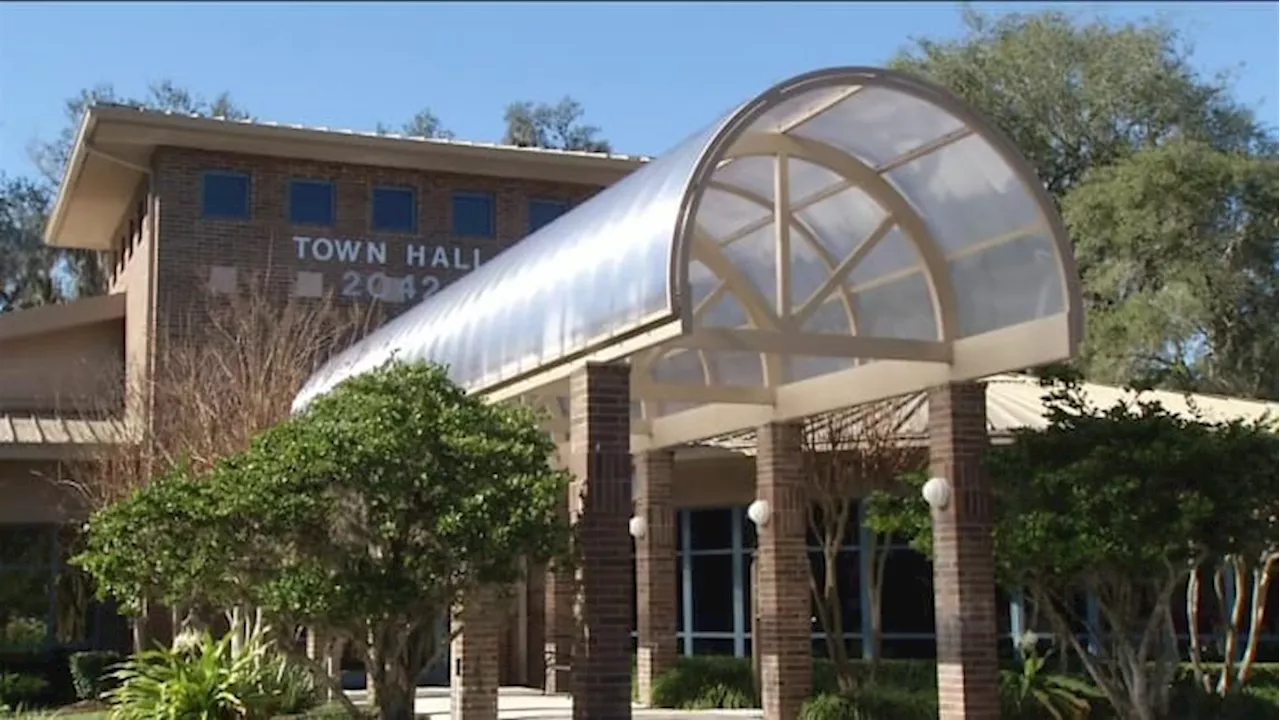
<box><xmin>928</xmin><ymin>382</ymin><xmax>1000</xmax><ymax>720</ymax></box>
<box><xmin>634</xmin><ymin>449</ymin><xmax>677</xmax><ymax>705</ymax></box>
<box><xmin>148</xmin><ymin>147</ymin><xmax>604</xmax><ymax>338</ymax></box>
<box><xmin>755</xmin><ymin>422</ymin><xmax>811</xmax><ymax>720</ymax></box>
<box><xmin>568</xmin><ymin>362</ymin><xmax>633</xmax><ymax>719</ymax></box>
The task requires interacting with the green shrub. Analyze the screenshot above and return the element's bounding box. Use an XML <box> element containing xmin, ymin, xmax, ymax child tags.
<box><xmin>812</xmin><ymin>658</ymin><xmax>938</xmax><ymax>695</ymax></box>
<box><xmin>0</xmin><ymin>672</ymin><xmax>49</xmax><ymax>708</ymax></box>
<box><xmin>0</xmin><ymin>619</ymin><xmax>47</xmax><ymax>652</ymax></box>
<box><xmin>68</xmin><ymin>651</ymin><xmax>122</xmax><ymax>701</ymax></box>
<box><xmin>650</xmin><ymin>656</ymin><xmax>757</xmax><ymax>709</ymax></box>
<box><xmin>802</xmin><ymin>686</ymin><xmax>937</xmax><ymax>720</ymax></box>
<box><xmin>103</xmin><ymin>631</ymin><xmax>318</xmax><ymax>720</ymax></box>
<box><xmin>999</xmin><ymin>649</ymin><xmax>1098</xmax><ymax>719</ymax></box>
<box><xmin>802</xmin><ymin>692</ymin><xmax>863</xmax><ymax>720</ymax></box>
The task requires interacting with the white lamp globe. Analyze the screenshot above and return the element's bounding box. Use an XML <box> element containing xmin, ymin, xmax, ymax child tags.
<box><xmin>628</xmin><ymin>515</ymin><xmax>647</xmax><ymax>539</ymax></box>
<box><xmin>746</xmin><ymin>499</ymin><xmax>772</xmax><ymax>528</ymax></box>
<box><xmin>921</xmin><ymin>477</ymin><xmax>951</xmax><ymax>510</ymax></box>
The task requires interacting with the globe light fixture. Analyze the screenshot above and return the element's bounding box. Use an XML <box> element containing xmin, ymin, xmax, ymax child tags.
<box><xmin>921</xmin><ymin>476</ymin><xmax>952</xmax><ymax>511</ymax></box>
<box><xmin>628</xmin><ymin>515</ymin><xmax>647</xmax><ymax>539</ymax></box>
<box><xmin>746</xmin><ymin>499</ymin><xmax>772</xmax><ymax>528</ymax></box>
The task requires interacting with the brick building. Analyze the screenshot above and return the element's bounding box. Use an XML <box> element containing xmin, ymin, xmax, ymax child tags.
<box><xmin>1</xmin><ymin>67</ymin><xmax>1273</xmax><ymax>718</ymax></box>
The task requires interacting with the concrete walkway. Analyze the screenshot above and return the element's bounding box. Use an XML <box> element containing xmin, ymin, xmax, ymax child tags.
<box><xmin>350</xmin><ymin>686</ymin><xmax>763</xmax><ymax>719</ymax></box>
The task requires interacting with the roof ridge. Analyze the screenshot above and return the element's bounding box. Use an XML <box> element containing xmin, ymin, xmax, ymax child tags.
<box><xmin>89</xmin><ymin>102</ymin><xmax>655</xmax><ymax>163</ymax></box>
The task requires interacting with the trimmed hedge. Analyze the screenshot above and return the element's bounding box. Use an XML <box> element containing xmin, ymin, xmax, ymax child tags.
<box><xmin>68</xmin><ymin>651</ymin><xmax>122</xmax><ymax>701</ymax></box>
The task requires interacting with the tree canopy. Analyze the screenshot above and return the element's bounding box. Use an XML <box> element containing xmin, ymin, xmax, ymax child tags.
<box><xmin>502</xmin><ymin>96</ymin><xmax>612</xmax><ymax>152</ymax></box>
<box><xmin>77</xmin><ymin>361</ymin><xmax>572</xmax><ymax>720</ymax></box>
<box><xmin>865</xmin><ymin>381</ymin><xmax>1278</xmax><ymax>719</ymax></box>
<box><xmin>890</xmin><ymin>8</ymin><xmax>1279</xmax><ymax>399</ymax></box>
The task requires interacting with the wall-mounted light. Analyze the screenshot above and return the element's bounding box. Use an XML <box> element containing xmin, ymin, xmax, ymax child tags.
<box><xmin>628</xmin><ymin>515</ymin><xmax>647</xmax><ymax>539</ymax></box>
<box><xmin>921</xmin><ymin>476</ymin><xmax>952</xmax><ymax>511</ymax></box>
<box><xmin>746</xmin><ymin>499</ymin><xmax>772</xmax><ymax>528</ymax></box>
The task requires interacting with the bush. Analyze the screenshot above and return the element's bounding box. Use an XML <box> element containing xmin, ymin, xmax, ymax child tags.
<box><xmin>0</xmin><ymin>672</ymin><xmax>50</xmax><ymax>709</ymax></box>
<box><xmin>812</xmin><ymin>658</ymin><xmax>938</xmax><ymax>695</ymax></box>
<box><xmin>68</xmin><ymin>651</ymin><xmax>122</xmax><ymax>701</ymax></box>
<box><xmin>650</xmin><ymin>656</ymin><xmax>757</xmax><ymax>709</ymax></box>
<box><xmin>802</xmin><ymin>686</ymin><xmax>937</xmax><ymax>720</ymax></box>
<box><xmin>103</xmin><ymin>631</ymin><xmax>318</xmax><ymax>720</ymax></box>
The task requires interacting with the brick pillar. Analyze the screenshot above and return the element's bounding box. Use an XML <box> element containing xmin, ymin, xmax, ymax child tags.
<box><xmin>568</xmin><ymin>362</ymin><xmax>633</xmax><ymax>720</ymax></box>
<box><xmin>544</xmin><ymin>491</ymin><xmax>575</xmax><ymax>693</ymax></box>
<box><xmin>755</xmin><ymin>422</ymin><xmax>810</xmax><ymax>720</ymax></box>
<box><xmin>928</xmin><ymin>382</ymin><xmax>1000</xmax><ymax>720</ymax></box>
<box><xmin>451</xmin><ymin>589</ymin><xmax>501</xmax><ymax>720</ymax></box>
<box><xmin>634</xmin><ymin>449</ymin><xmax>677</xmax><ymax>705</ymax></box>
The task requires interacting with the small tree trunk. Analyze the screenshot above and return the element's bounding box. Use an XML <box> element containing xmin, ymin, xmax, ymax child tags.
<box><xmin>1187</xmin><ymin>568</ymin><xmax>1209</xmax><ymax>692</ymax></box>
<box><xmin>1236</xmin><ymin>554</ymin><xmax>1276</xmax><ymax>690</ymax></box>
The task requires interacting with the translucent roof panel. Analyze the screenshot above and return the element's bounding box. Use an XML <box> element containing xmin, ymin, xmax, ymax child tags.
<box><xmin>296</xmin><ymin>67</ymin><xmax>1083</xmax><ymax>447</ymax></box>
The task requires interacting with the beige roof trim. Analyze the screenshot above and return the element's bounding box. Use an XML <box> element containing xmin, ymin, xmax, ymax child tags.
<box><xmin>45</xmin><ymin>105</ymin><xmax>651</xmax><ymax>250</ymax></box>
<box><xmin>0</xmin><ymin>293</ymin><xmax>126</xmax><ymax>343</ymax></box>
<box><xmin>699</xmin><ymin>373</ymin><xmax>1280</xmax><ymax>455</ymax></box>
<box><xmin>0</xmin><ymin>412</ymin><xmax>129</xmax><ymax>461</ymax></box>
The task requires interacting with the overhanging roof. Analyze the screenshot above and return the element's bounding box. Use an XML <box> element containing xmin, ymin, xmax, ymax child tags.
<box><xmin>45</xmin><ymin>105</ymin><xmax>650</xmax><ymax>251</ymax></box>
<box><xmin>697</xmin><ymin>374</ymin><xmax>1280</xmax><ymax>454</ymax></box>
<box><xmin>0</xmin><ymin>293</ymin><xmax>126</xmax><ymax>343</ymax></box>
<box><xmin>293</xmin><ymin>67</ymin><xmax>1086</xmax><ymax>452</ymax></box>
<box><xmin>0</xmin><ymin>412</ymin><xmax>128</xmax><ymax>461</ymax></box>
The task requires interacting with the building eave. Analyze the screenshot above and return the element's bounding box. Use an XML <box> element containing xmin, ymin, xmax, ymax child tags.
<box><xmin>44</xmin><ymin>105</ymin><xmax>651</xmax><ymax>251</ymax></box>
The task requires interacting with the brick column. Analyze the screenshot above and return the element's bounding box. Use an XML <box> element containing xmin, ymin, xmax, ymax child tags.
<box><xmin>524</xmin><ymin>564</ymin><xmax>547</xmax><ymax>688</ymax></box>
<box><xmin>568</xmin><ymin>362</ymin><xmax>633</xmax><ymax>720</ymax></box>
<box><xmin>928</xmin><ymin>382</ymin><xmax>1000</xmax><ymax>720</ymax></box>
<box><xmin>451</xmin><ymin>589</ymin><xmax>501</xmax><ymax>720</ymax></box>
<box><xmin>755</xmin><ymin>422</ymin><xmax>810</xmax><ymax>720</ymax></box>
<box><xmin>634</xmin><ymin>449</ymin><xmax>677</xmax><ymax>706</ymax></box>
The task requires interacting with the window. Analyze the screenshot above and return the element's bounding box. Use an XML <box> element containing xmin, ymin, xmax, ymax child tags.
<box><xmin>201</xmin><ymin>171</ymin><xmax>250</xmax><ymax>219</ymax></box>
<box><xmin>451</xmin><ymin>192</ymin><xmax>495</xmax><ymax>238</ymax></box>
<box><xmin>528</xmin><ymin>199</ymin><xmax>569</xmax><ymax>233</ymax></box>
<box><xmin>371</xmin><ymin>186</ymin><xmax>417</xmax><ymax>233</ymax></box>
<box><xmin>289</xmin><ymin>179</ymin><xmax>335</xmax><ymax>226</ymax></box>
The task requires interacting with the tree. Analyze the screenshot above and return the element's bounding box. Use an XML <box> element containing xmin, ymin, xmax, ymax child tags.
<box><xmin>800</xmin><ymin>401</ymin><xmax>923</xmax><ymax>692</ymax></box>
<box><xmin>865</xmin><ymin>381</ymin><xmax>1278</xmax><ymax>720</ymax></box>
<box><xmin>0</xmin><ymin>174</ymin><xmax>60</xmax><ymax>312</ymax></box>
<box><xmin>1061</xmin><ymin>140</ymin><xmax>1278</xmax><ymax>399</ymax></box>
<box><xmin>890</xmin><ymin>9</ymin><xmax>1279</xmax><ymax>399</ymax></box>
<box><xmin>59</xmin><ymin>278</ymin><xmax>369</xmax><ymax>651</ymax></box>
<box><xmin>3</xmin><ymin>80</ymin><xmax>250</xmax><ymax>309</ymax></box>
<box><xmin>502</xmin><ymin>96</ymin><xmax>612</xmax><ymax>152</ymax></box>
<box><xmin>77</xmin><ymin>361</ymin><xmax>573</xmax><ymax>720</ymax></box>
<box><xmin>375</xmin><ymin>108</ymin><xmax>453</xmax><ymax>139</ymax></box>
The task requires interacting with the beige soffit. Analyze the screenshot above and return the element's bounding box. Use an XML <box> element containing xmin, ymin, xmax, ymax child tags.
<box><xmin>0</xmin><ymin>293</ymin><xmax>126</xmax><ymax>343</ymax></box>
<box><xmin>45</xmin><ymin>104</ymin><xmax>652</xmax><ymax>251</ymax></box>
<box><xmin>698</xmin><ymin>374</ymin><xmax>1280</xmax><ymax>455</ymax></box>
<box><xmin>0</xmin><ymin>413</ymin><xmax>129</xmax><ymax>461</ymax></box>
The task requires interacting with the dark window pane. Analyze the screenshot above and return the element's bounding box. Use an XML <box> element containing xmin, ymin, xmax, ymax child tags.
<box><xmin>630</xmin><ymin>547</ymin><xmax>638</xmax><ymax>634</ymax></box>
<box><xmin>996</xmin><ymin>587</ymin><xmax>1012</xmax><ymax>635</ymax></box>
<box><xmin>452</xmin><ymin>193</ymin><xmax>494</xmax><ymax>237</ymax></box>
<box><xmin>0</xmin><ymin>524</ymin><xmax>53</xmax><ymax>567</ymax></box>
<box><xmin>201</xmin><ymin>172</ymin><xmax>250</xmax><ymax>219</ymax></box>
<box><xmin>689</xmin><ymin>508</ymin><xmax>732</xmax><ymax>551</ymax></box>
<box><xmin>808</xmin><ymin>549</ymin><xmax>860</xmax><ymax>636</ymax></box>
<box><xmin>290</xmin><ymin>180</ymin><xmax>334</xmax><ymax>225</ymax></box>
<box><xmin>0</xmin><ymin>569</ymin><xmax>52</xmax><ymax>648</ymax></box>
<box><xmin>528</xmin><ymin>199</ymin><xmax>568</xmax><ymax>233</ymax></box>
<box><xmin>690</xmin><ymin>555</ymin><xmax>734</xmax><ymax>632</ymax></box>
<box><xmin>372</xmin><ymin>186</ymin><xmax>416</xmax><ymax>232</ymax></box>
<box><xmin>741</xmin><ymin>506</ymin><xmax>757</xmax><ymax>549</ymax></box>
<box><xmin>676</xmin><ymin>560</ymin><xmax>686</xmax><ymax>633</ymax></box>
<box><xmin>880</xmin><ymin>549</ymin><xmax>934</xmax><ymax>634</ymax></box>
<box><xmin>691</xmin><ymin>637</ymin><xmax>735</xmax><ymax>656</ymax></box>
<box><xmin>741</xmin><ymin>553</ymin><xmax>754</xmax><ymax>632</ymax></box>
<box><xmin>881</xmin><ymin>636</ymin><xmax>937</xmax><ymax>659</ymax></box>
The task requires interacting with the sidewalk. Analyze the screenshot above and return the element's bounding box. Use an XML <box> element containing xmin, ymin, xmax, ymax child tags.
<box><xmin>351</xmin><ymin>686</ymin><xmax>763</xmax><ymax>719</ymax></box>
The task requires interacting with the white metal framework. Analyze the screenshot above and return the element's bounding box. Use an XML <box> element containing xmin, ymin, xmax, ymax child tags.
<box><xmin>293</xmin><ymin>67</ymin><xmax>1084</xmax><ymax>451</ymax></box>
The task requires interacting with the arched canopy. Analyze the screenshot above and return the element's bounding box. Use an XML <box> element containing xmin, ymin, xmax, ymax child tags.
<box><xmin>293</xmin><ymin>67</ymin><xmax>1084</xmax><ymax>451</ymax></box>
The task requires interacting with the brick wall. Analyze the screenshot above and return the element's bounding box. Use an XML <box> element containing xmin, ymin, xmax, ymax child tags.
<box><xmin>149</xmin><ymin>147</ymin><xmax>604</xmax><ymax>337</ymax></box>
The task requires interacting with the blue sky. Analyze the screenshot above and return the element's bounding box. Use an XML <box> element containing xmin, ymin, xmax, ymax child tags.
<box><xmin>0</xmin><ymin>1</ymin><xmax>1275</xmax><ymax>179</ymax></box>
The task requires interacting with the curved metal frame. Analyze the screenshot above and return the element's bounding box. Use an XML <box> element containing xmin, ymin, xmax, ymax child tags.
<box><xmin>294</xmin><ymin>67</ymin><xmax>1084</xmax><ymax>452</ymax></box>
